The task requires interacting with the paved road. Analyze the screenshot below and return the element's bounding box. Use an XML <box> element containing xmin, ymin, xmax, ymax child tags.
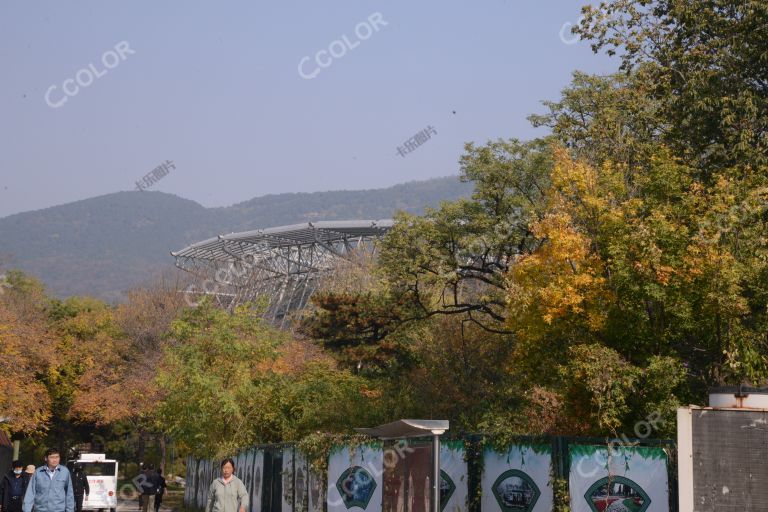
<box><xmin>116</xmin><ymin>498</ymin><xmax>175</xmax><ymax>512</ymax></box>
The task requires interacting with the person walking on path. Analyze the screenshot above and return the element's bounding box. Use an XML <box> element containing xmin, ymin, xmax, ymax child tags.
<box><xmin>71</xmin><ymin>464</ymin><xmax>89</xmax><ymax>512</ymax></box>
<box><xmin>22</xmin><ymin>448</ymin><xmax>75</xmax><ymax>512</ymax></box>
<box><xmin>1</xmin><ymin>461</ymin><xmax>30</xmax><ymax>512</ymax></box>
<box><xmin>139</xmin><ymin>465</ymin><xmax>161</xmax><ymax>512</ymax></box>
<box><xmin>153</xmin><ymin>469</ymin><xmax>166</xmax><ymax>512</ymax></box>
<box><xmin>205</xmin><ymin>459</ymin><xmax>247</xmax><ymax>512</ymax></box>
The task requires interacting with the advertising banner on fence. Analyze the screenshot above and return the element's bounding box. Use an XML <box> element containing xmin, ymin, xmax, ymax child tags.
<box><xmin>308</xmin><ymin>462</ymin><xmax>325</xmax><ymax>512</ymax></box>
<box><xmin>235</xmin><ymin>452</ymin><xmax>245</xmax><ymax>481</ymax></box>
<box><xmin>328</xmin><ymin>442</ymin><xmax>384</xmax><ymax>512</ymax></box>
<box><xmin>250</xmin><ymin>450</ymin><xmax>264</xmax><ymax>512</ymax></box>
<box><xmin>184</xmin><ymin>456</ymin><xmax>195</xmax><ymax>508</ymax></box>
<box><xmin>440</xmin><ymin>441</ymin><xmax>468</xmax><ymax>512</ymax></box>
<box><xmin>294</xmin><ymin>450</ymin><xmax>308</xmax><ymax>512</ymax></box>
<box><xmin>196</xmin><ymin>458</ymin><xmax>207</xmax><ymax>509</ymax></box>
<box><xmin>481</xmin><ymin>443</ymin><xmax>553</xmax><ymax>512</ymax></box>
<box><xmin>568</xmin><ymin>445</ymin><xmax>669</xmax><ymax>512</ymax></box>
<box><xmin>202</xmin><ymin>458</ymin><xmax>211</xmax><ymax>509</ymax></box>
<box><xmin>283</xmin><ymin>446</ymin><xmax>295</xmax><ymax>512</ymax></box>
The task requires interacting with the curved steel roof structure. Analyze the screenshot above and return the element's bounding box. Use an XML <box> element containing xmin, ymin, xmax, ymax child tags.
<box><xmin>172</xmin><ymin>219</ymin><xmax>393</xmax><ymax>326</ymax></box>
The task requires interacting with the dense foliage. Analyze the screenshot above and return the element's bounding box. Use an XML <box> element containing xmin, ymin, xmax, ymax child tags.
<box><xmin>1</xmin><ymin>0</ymin><xmax>765</xmax><ymax>458</ymax></box>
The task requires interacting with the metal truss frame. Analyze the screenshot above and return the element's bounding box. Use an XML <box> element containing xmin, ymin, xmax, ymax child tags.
<box><xmin>172</xmin><ymin>220</ymin><xmax>393</xmax><ymax>328</ymax></box>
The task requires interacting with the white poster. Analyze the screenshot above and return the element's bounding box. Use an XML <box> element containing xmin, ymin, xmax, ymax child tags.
<box><xmin>327</xmin><ymin>442</ymin><xmax>384</xmax><ymax>512</ymax></box>
<box><xmin>293</xmin><ymin>450</ymin><xmax>308</xmax><ymax>512</ymax></box>
<box><xmin>243</xmin><ymin>450</ymin><xmax>254</xmax><ymax>512</ymax></box>
<box><xmin>440</xmin><ymin>441</ymin><xmax>468</xmax><ymax>512</ymax></box>
<box><xmin>206</xmin><ymin>459</ymin><xmax>215</xmax><ymax>508</ymax></box>
<box><xmin>196</xmin><ymin>458</ymin><xmax>206</xmax><ymax>509</ymax></box>
<box><xmin>205</xmin><ymin>458</ymin><xmax>212</xmax><ymax>509</ymax></box>
<box><xmin>481</xmin><ymin>444</ymin><xmax>553</xmax><ymax>512</ymax></box>
<box><xmin>282</xmin><ymin>446</ymin><xmax>294</xmax><ymax>512</ymax></box>
<box><xmin>308</xmin><ymin>462</ymin><xmax>325</xmax><ymax>512</ymax></box>
<box><xmin>234</xmin><ymin>452</ymin><xmax>243</xmax><ymax>480</ymax></box>
<box><xmin>183</xmin><ymin>457</ymin><xmax>194</xmax><ymax>508</ymax></box>
<box><xmin>568</xmin><ymin>445</ymin><xmax>669</xmax><ymax>512</ymax></box>
<box><xmin>251</xmin><ymin>450</ymin><xmax>264</xmax><ymax>512</ymax></box>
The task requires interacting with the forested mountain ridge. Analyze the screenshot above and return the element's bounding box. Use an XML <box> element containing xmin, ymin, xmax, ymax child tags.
<box><xmin>0</xmin><ymin>176</ymin><xmax>472</xmax><ymax>300</ymax></box>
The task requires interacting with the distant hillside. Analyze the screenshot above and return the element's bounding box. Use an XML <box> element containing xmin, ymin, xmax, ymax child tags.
<box><xmin>0</xmin><ymin>177</ymin><xmax>472</xmax><ymax>300</ymax></box>
<box><xmin>222</xmin><ymin>177</ymin><xmax>473</xmax><ymax>232</ymax></box>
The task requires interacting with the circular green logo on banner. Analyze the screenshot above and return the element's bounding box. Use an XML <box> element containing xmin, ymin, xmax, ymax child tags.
<box><xmin>491</xmin><ymin>469</ymin><xmax>541</xmax><ymax>512</ymax></box>
<box><xmin>584</xmin><ymin>476</ymin><xmax>651</xmax><ymax>512</ymax></box>
<box><xmin>336</xmin><ymin>466</ymin><xmax>377</xmax><ymax>510</ymax></box>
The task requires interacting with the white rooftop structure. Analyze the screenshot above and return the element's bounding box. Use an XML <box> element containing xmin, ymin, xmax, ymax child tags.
<box><xmin>172</xmin><ymin>220</ymin><xmax>393</xmax><ymax>327</ymax></box>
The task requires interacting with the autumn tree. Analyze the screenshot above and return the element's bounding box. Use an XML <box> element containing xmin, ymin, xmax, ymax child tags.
<box><xmin>577</xmin><ymin>0</ymin><xmax>768</xmax><ymax>173</ymax></box>
<box><xmin>44</xmin><ymin>296</ymin><xmax>121</xmax><ymax>450</ymax></box>
<box><xmin>156</xmin><ymin>299</ymin><xmax>380</xmax><ymax>457</ymax></box>
<box><xmin>529</xmin><ymin>71</ymin><xmax>663</xmax><ymax>175</ymax></box>
<box><xmin>70</xmin><ymin>275</ymin><xmax>188</xmax><ymax>465</ymax></box>
<box><xmin>305</xmin><ymin>138</ymin><xmax>552</xmax><ymax>368</ymax></box>
<box><xmin>0</xmin><ymin>271</ymin><xmax>53</xmax><ymax>436</ymax></box>
<box><xmin>505</xmin><ymin>147</ymin><xmax>766</xmax><ymax>435</ymax></box>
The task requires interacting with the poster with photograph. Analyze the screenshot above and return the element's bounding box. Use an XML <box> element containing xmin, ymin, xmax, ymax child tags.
<box><xmin>328</xmin><ymin>443</ymin><xmax>384</xmax><ymax>512</ymax></box>
<box><xmin>481</xmin><ymin>444</ymin><xmax>553</xmax><ymax>512</ymax></box>
<box><xmin>568</xmin><ymin>445</ymin><xmax>669</xmax><ymax>512</ymax></box>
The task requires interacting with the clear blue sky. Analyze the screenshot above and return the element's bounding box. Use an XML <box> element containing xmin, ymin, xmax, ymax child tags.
<box><xmin>0</xmin><ymin>0</ymin><xmax>616</xmax><ymax>218</ymax></box>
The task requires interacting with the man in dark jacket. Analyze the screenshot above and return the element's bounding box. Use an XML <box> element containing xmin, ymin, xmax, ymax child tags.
<box><xmin>139</xmin><ymin>465</ymin><xmax>161</xmax><ymax>512</ymax></box>
<box><xmin>154</xmin><ymin>469</ymin><xmax>166</xmax><ymax>512</ymax></box>
<box><xmin>71</xmin><ymin>464</ymin><xmax>90</xmax><ymax>512</ymax></box>
<box><xmin>0</xmin><ymin>461</ymin><xmax>30</xmax><ymax>512</ymax></box>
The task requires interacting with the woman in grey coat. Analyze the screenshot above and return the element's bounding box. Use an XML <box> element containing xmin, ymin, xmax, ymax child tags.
<box><xmin>206</xmin><ymin>459</ymin><xmax>248</xmax><ymax>512</ymax></box>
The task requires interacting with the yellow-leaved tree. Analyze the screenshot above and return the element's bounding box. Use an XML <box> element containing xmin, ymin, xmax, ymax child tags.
<box><xmin>506</xmin><ymin>147</ymin><xmax>767</xmax><ymax>436</ymax></box>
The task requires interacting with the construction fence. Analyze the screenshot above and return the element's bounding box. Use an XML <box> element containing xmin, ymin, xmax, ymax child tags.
<box><xmin>184</xmin><ymin>436</ymin><xmax>676</xmax><ymax>512</ymax></box>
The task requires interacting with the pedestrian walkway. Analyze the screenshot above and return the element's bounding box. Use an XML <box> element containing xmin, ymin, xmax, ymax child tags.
<box><xmin>117</xmin><ymin>498</ymin><xmax>176</xmax><ymax>512</ymax></box>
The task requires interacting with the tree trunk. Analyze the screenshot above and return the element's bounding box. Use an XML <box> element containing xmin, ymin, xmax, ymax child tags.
<box><xmin>159</xmin><ymin>435</ymin><xmax>167</xmax><ymax>474</ymax></box>
<box><xmin>137</xmin><ymin>429</ymin><xmax>146</xmax><ymax>466</ymax></box>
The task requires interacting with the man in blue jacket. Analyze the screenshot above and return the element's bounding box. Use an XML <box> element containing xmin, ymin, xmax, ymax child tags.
<box><xmin>22</xmin><ymin>448</ymin><xmax>75</xmax><ymax>512</ymax></box>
